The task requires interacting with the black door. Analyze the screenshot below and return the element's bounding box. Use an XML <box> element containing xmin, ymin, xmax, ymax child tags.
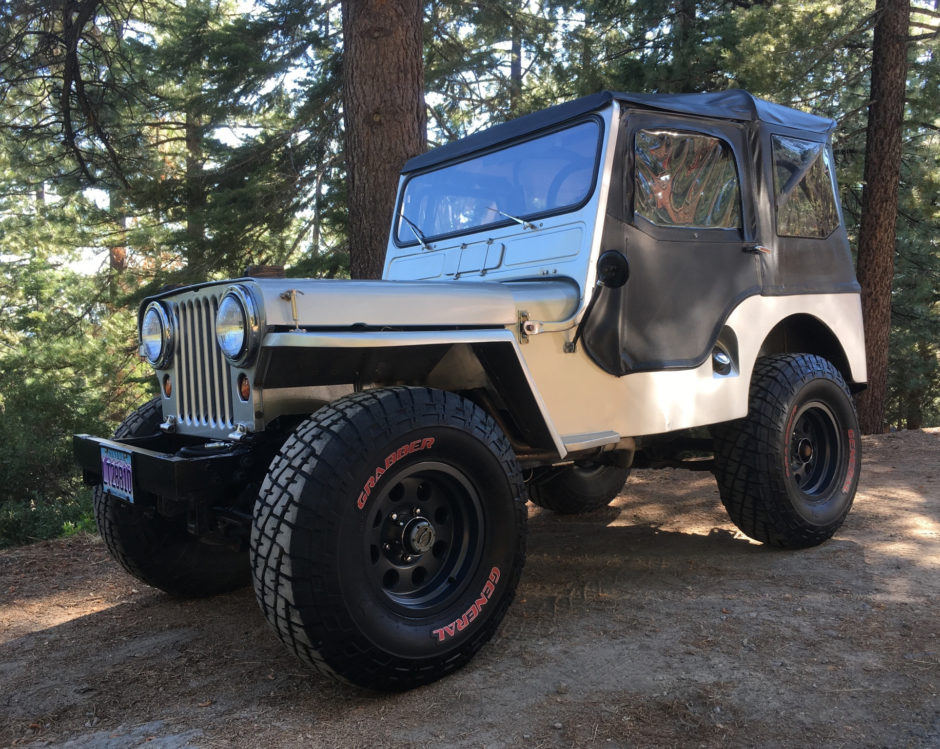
<box><xmin>584</xmin><ymin>112</ymin><xmax>761</xmax><ymax>375</ymax></box>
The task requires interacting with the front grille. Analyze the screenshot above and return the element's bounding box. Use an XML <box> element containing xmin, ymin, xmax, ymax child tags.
<box><xmin>172</xmin><ymin>292</ymin><xmax>235</xmax><ymax>430</ymax></box>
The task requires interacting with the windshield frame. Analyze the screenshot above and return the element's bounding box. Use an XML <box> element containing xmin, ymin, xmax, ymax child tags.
<box><xmin>393</xmin><ymin>115</ymin><xmax>605</xmax><ymax>248</ymax></box>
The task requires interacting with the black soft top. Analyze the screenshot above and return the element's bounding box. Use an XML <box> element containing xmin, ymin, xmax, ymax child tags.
<box><xmin>402</xmin><ymin>90</ymin><xmax>836</xmax><ymax>174</ymax></box>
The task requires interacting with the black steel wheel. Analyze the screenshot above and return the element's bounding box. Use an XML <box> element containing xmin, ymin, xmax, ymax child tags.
<box><xmin>528</xmin><ymin>461</ymin><xmax>630</xmax><ymax>514</ymax></box>
<box><xmin>93</xmin><ymin>398</ymin><xmax>249</xmax><ymax>597</ymax></box>
<box><xmin>788</xmin><ymin>401</ymin><xmax>844</xmax><ymax>496</ymax></box>
<box><xmin>364</xmin><ymin>462</ymin><xmax>484</xmax><ymax>611</ymax></box>
<box><xmin>712</xmin><ymin>354</ymin><xmax>861</xmax><ymax>548</ymax></box>
<box><xmin>250</xmin><ymin>387</ymin><xmax>527</xmax><ymax>691</ymax></box>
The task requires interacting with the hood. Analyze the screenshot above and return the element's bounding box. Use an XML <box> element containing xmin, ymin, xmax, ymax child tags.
<box><xmin>230</xmin><ymin>277</ymin><xmax>580</xmax><ymax>329</ymax></box>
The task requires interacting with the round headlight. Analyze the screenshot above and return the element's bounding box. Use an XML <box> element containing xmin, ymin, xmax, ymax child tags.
<box><xmin>216</xmin><ymin>293</ymin><xmax>247</xmax><ymax>360</ymax></box>
<box><xmin>140</xmin><ymin>302</ymin><xmax>172</xmax><ymax>368</ymax></box>
<box><xmin>216</xmin><ymin>286</ymin><xmax>260</xmax><ymax>365</ymax></box>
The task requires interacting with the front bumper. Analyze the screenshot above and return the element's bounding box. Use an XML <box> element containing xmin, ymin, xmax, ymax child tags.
<box><xmin>73</xmin><ymin>433</ymin><xmax>253</xmax><ymax>505</ymax></box>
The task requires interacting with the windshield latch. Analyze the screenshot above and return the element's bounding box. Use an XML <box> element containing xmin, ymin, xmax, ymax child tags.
<box><xmin>279</xmin><ymin>288</ymin><xmax>305</xmax><ymax>329</ymax></box>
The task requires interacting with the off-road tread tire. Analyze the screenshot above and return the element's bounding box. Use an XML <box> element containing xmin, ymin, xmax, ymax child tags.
<box><xmin>250</xmin><ymin>387</ymin><xmax>527</xmax><ymax>691</ymax></box>
<box><xmin>528</xmin><ymin>464</ymin><xmax>630</xmax><ymax>514</ymax></box>
<box><xmin>712</xmin><ymin>354</ymin><xmax>860</xmax><ymax>549</ymax></box>
<box><xmin>94</xmin><ymin>397</ymin><xmax>249</xmax><ymax>597</ymax></box>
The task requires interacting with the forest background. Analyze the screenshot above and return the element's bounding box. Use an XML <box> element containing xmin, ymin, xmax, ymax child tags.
<box><xmin>0</xmin><ymin>0</ymin><xmax>937</xmax><ymax>546</ymax></box>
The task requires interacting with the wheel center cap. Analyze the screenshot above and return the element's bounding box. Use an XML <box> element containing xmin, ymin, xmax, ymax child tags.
<box><xmin>404</xmin><ymin>518</ymin><xmax>436</xmax><ymax>555</ymax></box>
<box><xmin>798</xmin><ymin>438</ymin><xmax>814</xmax><ymax>461</ymax></box>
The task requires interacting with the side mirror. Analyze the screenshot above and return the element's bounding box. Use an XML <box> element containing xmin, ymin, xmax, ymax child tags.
<box><xmin>596</xmin><ymin>250</ymin><xmax>630</xmax><ymax>288</ymax></box>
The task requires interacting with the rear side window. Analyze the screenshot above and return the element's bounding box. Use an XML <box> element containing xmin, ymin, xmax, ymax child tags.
<box><xmin>772</xmin><ymin>135</ymin><xmax>839</xmax><ymax>238</ymax></box>
<box><xmin>634</xmin><ymin>129</ymin><xmax>741</xmax><ymax>229</ymax></box>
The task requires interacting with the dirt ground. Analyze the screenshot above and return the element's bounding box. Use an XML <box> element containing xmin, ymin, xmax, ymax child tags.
<box><xmin>1</xmin><ymin>429</ymin><xmax>937</xmax><ymax>748</ymax></box>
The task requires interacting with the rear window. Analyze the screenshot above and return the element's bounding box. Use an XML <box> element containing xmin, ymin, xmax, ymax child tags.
<box><xmin>772</xmin><ymin>135</ymin><xmax>839</xmax><ymax>238</ymax></box>
<box><xmin>634</xmin><ymin>129</ymin><xmax>741</xmax><ymax>229</ymax></box>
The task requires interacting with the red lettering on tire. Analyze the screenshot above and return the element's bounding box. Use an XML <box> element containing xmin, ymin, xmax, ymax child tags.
<box><xmin>356</xmin><ymin>437</ymin><xmax>436</xmax><ymax>509</ymax></box>
<box><xmin>431</xmin><ymin>567</ymin><xmax>501</xmax><ymax>642</ymax></box>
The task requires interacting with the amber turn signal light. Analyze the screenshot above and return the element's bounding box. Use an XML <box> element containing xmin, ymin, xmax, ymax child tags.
<box><xmin>162</xmin><ymin>374</ymin><xmax>172</xmax><ymax>398</ymax></box>
<box><xmin>238</xmin><ymin>373</ymin><xmax>251</xmax><ymax>401</ymax></box>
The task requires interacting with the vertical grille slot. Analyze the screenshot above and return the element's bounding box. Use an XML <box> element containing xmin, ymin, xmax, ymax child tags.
<box><xmin>173</xmin><ymin>292</ymin><xmax>234</xmax><ymax>430</ymax></box>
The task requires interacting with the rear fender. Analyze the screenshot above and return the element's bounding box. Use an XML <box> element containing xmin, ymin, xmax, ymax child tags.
<box><xmin>757</xmin><ymin>313</ymin><xmax>863</xmax><ymax>392</ymax></box>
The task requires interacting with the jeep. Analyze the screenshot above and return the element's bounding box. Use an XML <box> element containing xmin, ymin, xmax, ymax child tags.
<box><xmin>74</xmin><ymin>90</ymin><xmax>866</xmax><ymax>691</ymax></box>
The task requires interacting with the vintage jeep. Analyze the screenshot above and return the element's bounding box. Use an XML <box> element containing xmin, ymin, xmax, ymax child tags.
<box><xmin>75</xmin><ymin>90</ymin><xmax>865</xmax><ymax>691</ymax></box>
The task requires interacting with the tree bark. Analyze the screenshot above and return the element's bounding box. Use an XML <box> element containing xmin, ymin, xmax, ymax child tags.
<box><xmin>342</xmin><ymin>0</ymin><xmax>426</xmax><ymax>280</ymax></box>
<box><xmin>673</xmin><ymin>0</ymin><xmax>697</xmax><ymax>92</ymax></box>
<box><xmin>509</xmin><ymin>15</ymin><xmax>522</xmax><ymax>115</ymax></box>
<box><xmin>855</xmin><ymin>0</ymin><xmax>910</xmax><ymax>434</ymax></box>
<box><xmin>184</xmin><ymin>107</ymin><xmax>206</xmax><ymax>276</ymax></box>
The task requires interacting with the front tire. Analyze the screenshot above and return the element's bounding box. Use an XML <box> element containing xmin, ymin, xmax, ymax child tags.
<box><xmin>94</xmin><ymin>398</ymin><xmax>249</xmax><ymax>597</ymax></box>
<box><xmin>712</xmin><ymin>354</ymin><xmax>861</xmax><ymax>548</ymax></box>
<box><xmin>250</xmin><ymin>387</ymin><xmax>527</xmax><ymax>691</ymax></box>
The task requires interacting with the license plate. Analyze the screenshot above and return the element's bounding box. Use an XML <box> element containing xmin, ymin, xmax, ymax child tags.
<box><xmin>100</xmin><ymin>446</ymin><xmax>135</xmax><ymax>503</ymax></box>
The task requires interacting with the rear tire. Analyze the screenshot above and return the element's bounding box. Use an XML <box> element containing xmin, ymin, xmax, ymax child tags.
<box><xmin>528</xmin><ymin>462</ymin><xmax>630</xmax><ymax>514</ymax></box>
<box><xmin>712</xmin><ymin>354</ymin><xmax>861</xmax><ymax>548</ymax></box>
<box><xmin>250</xmin><ymin>387</ymin><xmax>527</xmax><ymax>691</ymax></box>
<box><xmin>94</xmin><ymin>398</ymin><xmax>249</xmax><ymax>597</ymax></box>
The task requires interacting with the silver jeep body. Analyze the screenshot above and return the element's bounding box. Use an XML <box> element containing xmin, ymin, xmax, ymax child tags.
<box><xmin>138</xmin><ymin>91</ymin><xmax>865</xmax><ymax>462</ymax></box>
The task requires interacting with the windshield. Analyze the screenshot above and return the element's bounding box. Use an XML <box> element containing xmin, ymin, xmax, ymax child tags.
<box><xmin>396</xmin><ymin>119</ymin><xmax>601</xmax><ymax>245</ymax></box>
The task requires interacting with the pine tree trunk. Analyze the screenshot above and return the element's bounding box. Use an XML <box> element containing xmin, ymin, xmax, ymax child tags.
<box><xmin>903</xmin><ymin>341</ymin><xmax>930</xmax><ymax>430</ymax></box>
<box><xmin>185</xmin><ymin>108</ymin><xmax>206</xmax><ymax>277</ymax></box>
<box><xmin>673</xmin><ymin>0</ymin><xmax>697</xmax><ymax>92</ymax></box>
<box><xmin>509</xmin><ymin>18</ymin><xmax>522</xmax><ymax>115</ymax></box>
<box><xmin>578</xmin><ymin>11</ymin><xmax>594</xmax><ymax>97</ymax></box>
<box><xmin>855</xmin><ymin>0</ymin><xmax>910</xmax><ymax>434</ymax></box>
<box><xmin>342</xmin><ymin>0</ymin><xmax>426</xmax><ymax>280</ymax></box>
<box><xmin>108</xmin><ymin>191</ymin><xmax>127</xmax><ymax>300</ymax></box>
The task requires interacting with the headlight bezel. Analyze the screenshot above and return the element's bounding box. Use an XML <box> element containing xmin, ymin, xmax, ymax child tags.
<box><xmin>216</xmin><ymin>285</ymin><xmax>261</xmax><ymax>367</ymax></box>
<box><xmin>140</xmin><ymin>301</ymin><xmax>174</xmax><ymax>369</ymax></box>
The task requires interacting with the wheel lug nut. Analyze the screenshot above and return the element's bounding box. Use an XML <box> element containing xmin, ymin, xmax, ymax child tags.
<box><xmin>414</xmin><ymin>507</ymin><xmax>421</xmax><ymax>515</ymax></box>
<box><xmin>402</xmin><ymin>555</ymin><xmax>413</xmax><ymax>563</ymax></box>
<box><xmin>383</xmin><ymin>543</ymin><xmax>391</xmax><ymax>551</ymax></box>
<box><xmin>390</xmin><ymin>513</ymin><xmax>398</xmax><ymax>521</ymax></box>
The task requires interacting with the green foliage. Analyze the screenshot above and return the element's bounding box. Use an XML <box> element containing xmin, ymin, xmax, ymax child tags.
<box><xmin>0</xmin><ymin>218</ymin><xmax>153</xmax><ymax>506</ymax></box>
<box><xmin>0</xmin><ymin>489</ymin><xmax>96</xmax><ymax>549</ymax></box>
<box><xmin>0</xmin><ymin>150</ymin><xmax>152</xmax><ymax>530</ymax></box>
<box><xmin>884</xmin><ymin>6</ymin><xmax>940</xmax><ymax>428</ymax></box>
<box><xmin>887</xmin><ymin>88</ymin><xmax>940</xmax><ymax>427</ymax></box>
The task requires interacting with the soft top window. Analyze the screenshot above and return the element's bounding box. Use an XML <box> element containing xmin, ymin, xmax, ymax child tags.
<box><xmin>772</xmin><ymin>135</ymin><xmax>839</xmax><ymax>239</ymax></box>
<box><xmin>396</xmin><ymin>120</ymin><xmax>601</xmax><ymax>245</ymax></box>
<box><xmin>634</xmin><ymin>129</ymin><xmax>741</xmax><ymax>230</ymax></box>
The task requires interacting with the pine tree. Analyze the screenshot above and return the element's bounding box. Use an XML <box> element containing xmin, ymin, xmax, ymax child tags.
<box><xmin>342</xmin><ymin>0</ymin><xmax>426</xmax><ymax>279</ymax></box>
<box><xmin>856</xmin><ymin>0</ymin><xmax>912</xmax><ymax>434</ymax></box>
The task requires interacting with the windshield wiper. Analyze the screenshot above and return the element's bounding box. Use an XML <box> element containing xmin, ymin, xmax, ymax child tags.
<box><xmin>495</xmin><ymin>209</ymin><xmax>537</xmax><ymax>231</ymax></box>
<box><xmin>399</xmin><ymin>212</ymin><xmax>431</xmax><ymax>251</ymax></box>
